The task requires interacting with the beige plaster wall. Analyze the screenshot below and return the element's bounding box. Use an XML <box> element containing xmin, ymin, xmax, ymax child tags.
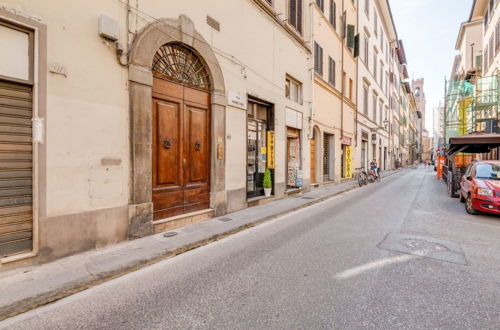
<box><xmin>133</xmin><ymin>0</ymin><xmax>313</xmax><ymax>189</ymax></box>
<box><xmin>1</xmin><ymin>1</ymin><xmax>130</xmax><ymax>219</ymax></box>
<box><xmin>1</xmin><ymin>0</ymin><xmax>313</xmax><ymax>220</ymax></box>
<box><xmin>312</xmin><ymin>1</ymin><xmax>357</xmax><ymax>181</ymax></box>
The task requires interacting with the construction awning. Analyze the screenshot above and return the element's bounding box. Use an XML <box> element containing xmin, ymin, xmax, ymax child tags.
<box><xmin>448</xmin><ymin>132</ymin><xmax>500</xmax><ymax>155</ymax></box>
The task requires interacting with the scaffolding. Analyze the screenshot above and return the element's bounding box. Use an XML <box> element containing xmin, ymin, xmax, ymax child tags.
<box><xmin>444</xmin><ymin>75</ymin><xmax>499</xmax><ymax>143</ymax></box>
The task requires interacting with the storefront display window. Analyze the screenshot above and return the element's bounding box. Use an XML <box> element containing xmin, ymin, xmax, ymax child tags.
<box><xmin>247</xmin><ymin>100</ymin><xmax>272</xmax><ymax>198</ymax></box>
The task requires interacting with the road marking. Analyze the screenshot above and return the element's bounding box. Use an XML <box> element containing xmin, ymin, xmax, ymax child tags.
<box><xmin>334</xmin><ymin>253</ymin><xmax>418</xmax><ymax>280</ymax></box>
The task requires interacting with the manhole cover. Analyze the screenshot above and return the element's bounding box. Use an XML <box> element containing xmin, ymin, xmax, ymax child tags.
<box><xmin>399</xmin><ymin>238</ymin><xmax>450</xmax><ymax>252</ymax></box>
<box><xmin>218</xmin><ymin>217</ymin><xmax>232</xmax><ymax>222</ymax></box>
<box><xmin>378</xmin><ymin>233</ymin><xmax>467</xmax><ymax>265</ymax></box>
<box><xmin>301</xmin><ymin>196</ymin><xmax>315</xmax><ymax>200</ymax></box>
<box><xmin>163</xmin><ymin>231</ymin><xmax>178</xmax><ymax>238</ymax></box>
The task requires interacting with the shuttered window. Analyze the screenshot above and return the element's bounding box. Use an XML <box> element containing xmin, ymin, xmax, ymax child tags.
<box><xmin>289</xmin><ymin>0</ymin><xmax>303</xmax><ymax>34</ymax></box>
<box><xmin>489</xmin><ymin>35</ymin><xmax>494</xmax><ymax>65</ymax></box>
<box><xmin>328</xmin><ymin>56</ymin><xmax>335</xmax><ymax>86</ymax></box>
<box><xmin>316</xmin><ymin>0</ymin><xmax>324</xmax><ymax>12</ymax></box>
<box><xmin>0</xmin><ymin>80</ymin><xmax>33</xmax><ymax>258</ymax></box>
<box><xmin>363</xmin><ymin>85</ymin><xmax>369</xmax><ymax>115</ymax></box>
<box><xmin>314</xmin><ymin>42</ymin><xmax>324</xmax><ymax>76</ymax></box>
<box><xmin>364</xmin><ymin>35</ymin><xmax>369</xmax><ymax>64</ymax></box>
<box><xmin>329</xmin><ymin>0</ymin><xmax>336</xmax><ymax>29</ymax></box>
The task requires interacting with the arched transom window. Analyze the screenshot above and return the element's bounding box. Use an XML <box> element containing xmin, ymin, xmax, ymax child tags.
<box><xmin>152</xmin><ymin>43</ymin><xmax>211</xmax><ymax>91</ymax></box>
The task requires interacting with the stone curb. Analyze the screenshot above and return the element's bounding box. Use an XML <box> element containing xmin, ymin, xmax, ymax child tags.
<box><xmin>0</xmin><ymin>170</ymin><xmax>403</xmax><ymax>321</ymax></box>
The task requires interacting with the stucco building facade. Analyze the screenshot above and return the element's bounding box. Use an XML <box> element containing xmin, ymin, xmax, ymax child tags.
<box><xmin>311</xmin><ymin>0</ymin><xmax>357</xmax><ymax>184</ymax></box>
<box><xmin>355</xmin><ymin>0</ymin><xmax>397</xmax><ymax>171</ymax></box>
<box><xmin>0</xmin><ymin>0</ymin><xmax>313</xmax><ymax>268</ymax></box>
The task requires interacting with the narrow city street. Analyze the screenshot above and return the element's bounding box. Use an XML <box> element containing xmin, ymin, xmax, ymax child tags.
<box><xmin>2</xmin><ymin>168</ymin><xmax>500</xmax><ymax>329</ymax></box>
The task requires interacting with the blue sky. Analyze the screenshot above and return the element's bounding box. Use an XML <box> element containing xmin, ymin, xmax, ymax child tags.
<box><xmin>388</xmin><ymin>0</ymin><xmax>473</xmax><ymax>131</ymax></box>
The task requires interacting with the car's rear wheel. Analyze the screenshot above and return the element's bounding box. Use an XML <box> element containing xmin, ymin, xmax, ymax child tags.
<box><xmin>465</xmin><ymin>195</ymin><xmax>478</xmax><ymax>215</ymax></box>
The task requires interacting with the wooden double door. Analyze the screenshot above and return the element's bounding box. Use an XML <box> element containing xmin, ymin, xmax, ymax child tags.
<box><xmin>152</xmin><ymin>77</ymin><xmax>211</xmax><ymax>220</ymax></box>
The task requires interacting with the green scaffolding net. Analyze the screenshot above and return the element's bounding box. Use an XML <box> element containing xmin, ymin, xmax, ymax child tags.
<box><xmin>444</xmin><ymin>75</ymin><xmax>499</xmax><ymax>143</ymax></box>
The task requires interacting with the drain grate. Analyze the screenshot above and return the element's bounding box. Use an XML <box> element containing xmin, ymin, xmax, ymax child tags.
<box><xmin>301</xmin><ymin>196</ymin><xmax>315</xmax><ymax>200</ymax></box>
<box><xmin>218</xmin><ymin>217</ymin><xmax>233</xmax><ymax>222</ymax></box>
<box><xmin>163</xmin><ymin>231</ymin><xmax>178</xmax><ymax>238</ymax></box>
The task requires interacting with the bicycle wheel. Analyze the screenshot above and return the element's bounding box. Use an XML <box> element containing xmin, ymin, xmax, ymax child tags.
<box><xmin>357</xmin><ymin>173</ymin><xmax>364</xmax><ymax>187</ymax></box>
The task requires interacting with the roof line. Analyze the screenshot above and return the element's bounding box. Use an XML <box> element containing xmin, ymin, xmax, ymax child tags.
<box><xmin>469</xmin><ymin>0</ymin><xmax>477</xmax><ymax>21</ymax></box>
<box><xmin>385</xmin><ymin>0</ymin><xmax>399</xmax><ymax>40</ymax></box>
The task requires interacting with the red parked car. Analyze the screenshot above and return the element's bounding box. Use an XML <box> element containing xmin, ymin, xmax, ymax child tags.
<box><xmin>460</xmin><ymin>160</ymin><xmax>500</xmax><ymax>215</ymax></box>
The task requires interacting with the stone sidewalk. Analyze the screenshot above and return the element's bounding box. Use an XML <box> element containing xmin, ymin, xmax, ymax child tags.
<box><xmin>0</xmin><ymin>170</ymin><xmax>402</xmax><ymax>320</ymax></box>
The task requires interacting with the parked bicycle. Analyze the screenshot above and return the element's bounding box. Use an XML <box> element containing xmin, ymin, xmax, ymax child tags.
<box><xmin>355</xmin><ymin>167</ymin><xmax>380</xmax><ymax>187</ymax></box>
<box><xmin>354</xmin><ymin>167</ymin><xmax>368</xmax><ymax>186</ymax></box>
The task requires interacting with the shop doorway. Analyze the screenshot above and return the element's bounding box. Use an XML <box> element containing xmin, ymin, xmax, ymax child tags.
<box><xmin>310</xmin><ymin>138</ymin><xmax>316</xmax><ymax>184</ymax></box>
<box><xmin>287</xmin><ymin>127</ymin><xmax>301</xmax><ymax>188</ymax></box>
<box><xmin>323</xmin><ymin>133</ymin><xmax>334</xmax><ymax>181</ymax></box>
<box><xmin>361</xmin><ymin>140</ymin><xmax>367</xmax><ymax>169</ymax></box>
<box><xmin>247</xmin><ymin>101</ymin><xmax>272</xmax><ymax>198</ymax></box>
<box><xmin>384</xmin><ymin>147</ymin><xmax>387</xmax><ymax>171</ymax></box>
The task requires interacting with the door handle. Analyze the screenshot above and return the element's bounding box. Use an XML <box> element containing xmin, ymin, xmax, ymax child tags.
<box><xmin>163</xmin><ymin>137</ymin><xmax>172</xmax><ymax>149</ymax></box>
<box><xmin>194</xmin><ymin>139</ymin><xmax>201</xmax><ymax>151</ymax></box>
<box><xmin>182</xmin><ymin>158</ymin><xmax>186</xmax><ymax>169</ymax></box>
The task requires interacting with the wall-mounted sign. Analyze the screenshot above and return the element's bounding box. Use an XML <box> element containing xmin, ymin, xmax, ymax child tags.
<box><xmin>285</xmin><ymin>107</ymin><xmax>303</xmax><ymax>129</ymax></box>
<box><xmin>49</xmin><ymin>62</ymin><xmax>68</xmax><ymax>77</ymax></box>
<box><xmin>32</xmin><ymin>117</ymin><xmax>44</xmax><ymax>143</ymax></box>
<box><xmin>344</xmin><ymin>145</ymin><xmax>352</xmax><ymax>179</ymax></box>
<box><xmin>267</xmin><ymin>130</ymin><xmax>275</xmax><ymax>169</ymax></box>
<box><xmin>340</xmin><ymin>136</ymin><xmax>352</xmax><ymax>146</ymax></box>
<box><xmin>228</xmin><ymin>90</ymin><xmax>247</xmax><ymax>110</ymax></box>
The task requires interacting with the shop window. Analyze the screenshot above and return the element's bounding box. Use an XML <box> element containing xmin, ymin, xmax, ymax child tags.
<box><xmin>247</xmin><ymin>100</ymin><xmax>273</xmax><ymax>198</ymax></box>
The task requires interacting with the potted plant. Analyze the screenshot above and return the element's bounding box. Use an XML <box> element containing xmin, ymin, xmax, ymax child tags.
<box><xmin>263</xmin><ymin>168</ymin><xmax>272</xmax><ymax>197</ymax></box>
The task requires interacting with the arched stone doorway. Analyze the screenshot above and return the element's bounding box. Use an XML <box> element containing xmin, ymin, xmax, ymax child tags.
<box><xmin>127</xmin><ymin>16</ymin><xmax>226</xmax><ymax>238</ymax></box>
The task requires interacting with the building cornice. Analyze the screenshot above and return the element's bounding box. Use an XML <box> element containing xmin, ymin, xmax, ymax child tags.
<box><xmin>314</xmin><ymin>74</ymin><xmax>357</xmax><ymax>109</ymax></box>
<box><xmin>251</xmin><ymin>0</ymin><xmax>311</xmax><ymax>54</ymax></box>
<box><xmin>455</xmin><ymin>19</ymin><xmax>482</xmax><ymax>50</ymax></box>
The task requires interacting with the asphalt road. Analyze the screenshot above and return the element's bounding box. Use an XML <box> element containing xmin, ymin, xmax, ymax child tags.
<box><xmin>2</xmin><ymin>168</ymin><xmax>500</xmax><ymax>329</ymax></box>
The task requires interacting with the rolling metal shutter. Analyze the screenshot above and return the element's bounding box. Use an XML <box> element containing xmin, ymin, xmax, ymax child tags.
<box><xmin>323</xmin><ymin>133</ymin><xmax>329</xmax><ymax>179</ymax></box>
<box><xmin>0</xmin><ymin>80</ymin><xmax>33</xmax><ymax>258</ymax></box>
